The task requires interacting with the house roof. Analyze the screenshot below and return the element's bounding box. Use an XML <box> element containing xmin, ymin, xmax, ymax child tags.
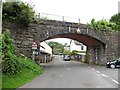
<box><xmin>74</xmin><ymin>40</ymin><xmax>82</xmax><ymax>45</ymax></box>
<box><xmin>40</xmin><ymin>50</ymin><xmax>51</xmax><ymax>55</ymax></box>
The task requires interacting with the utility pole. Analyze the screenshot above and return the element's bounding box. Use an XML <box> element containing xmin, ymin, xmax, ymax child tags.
<box><xmin>0</xmin><ymin>0</ymin><xmax>3</xmax><ymax>34</ymax></box>
<box><xmin>0</xmin><ymin>2</ymin><xmax>2</xmax><ymax>90</ymax></box>
<box><xmin>118</xmin><ymin>1</ymin><xmax>120</xmax><ymax>13</ymax></box>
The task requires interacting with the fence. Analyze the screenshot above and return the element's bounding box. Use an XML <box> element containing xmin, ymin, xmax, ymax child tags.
<box><xmin>35</xmin><ymin>12</ymin><xmax>81</xmax><ymax>23</ymax></box>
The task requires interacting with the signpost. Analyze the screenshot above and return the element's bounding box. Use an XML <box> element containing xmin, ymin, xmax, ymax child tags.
<box><xmin>32</xmin><ymin>42</ymin><xmax>37</xmax><ymax>49</ymax></box>
<box><xmin>32</xmin><ymin>42</ymin><xmax>37</xmax><ymax>62</ymax></box>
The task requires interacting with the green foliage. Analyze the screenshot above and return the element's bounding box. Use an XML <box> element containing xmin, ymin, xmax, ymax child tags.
<box><xmin>17</xmin><ymin>56</ymin><xmax>44</xmax><ymax>74</ymax></box>
<box><xmin>48</xmin><ymin>41</ymin><xmax>64</xmax><ymax>54</ymax></box>
<box><xmin>63</xmin><ymin>50</ymin><xmax>71</xmax><ymax>55</ymax></box>
<box><xmin>3</xmin><ymin>2</ymin><xmax>35</xmax><ymax>26</ymax></box>
<box><xmin>70</xmin><ymin>50</ymin><xmax>86</xmax><ymax>55</ymax></box>
<box><xmin>110</xmin><ymin>13</ymin><xmax>120</xmax><ymax>30</ymax></box>
<box><xmin>2</xmin><ymin>68</ymin><xmax>44</xmax><ymax>89</ymax></box>
<box><xmin>70</xmin><ymin>50</ymin><xmax>78</xmax><ymax>55</ymax></box>
<box><xmin>93</xmin><ymin>61</ymin><xmax>99</xmax><ymax>65</ymax></box>
<box><xmin>2</xmin><ymin>31</ymin><xmax>20</xmax><ymax>75</ymax></box>
<box><xmin>2</xmin><ymin>31</ymin><xmax>44</xmax><ymax>75</ymax></box>
<box><xmin>81</xmin><ymin>52</ymin><xmax>89</xmax><ymax>63</ymax></box>
<box><xmin>110</xmin><ymin>13</ymin><xmax>120</xmax><ymax>25</ymax></box>
<box><xmin>90</xmin><ymin>19</ymin><xmax>118</xmax><ymax>31</ymax></box>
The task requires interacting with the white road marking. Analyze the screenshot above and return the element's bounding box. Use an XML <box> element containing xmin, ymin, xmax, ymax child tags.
<box><xmin>96</xmin><ymin>71</ymin><xmax>100</xmax><ymax>74</ymax></box>
<box><xmin>101</xmin><ymin>74</ymin><xmax>108</xmax><ymax>77</ymax></box>
<box><xmin>89</xmin><ymin>67</ymin><xmax>120</xmax><ymax>85</ymax></box>
<box><xmin>112</xmin><ymin>79</ymin><xmax>120</xmax><ymax>84</ymax></box>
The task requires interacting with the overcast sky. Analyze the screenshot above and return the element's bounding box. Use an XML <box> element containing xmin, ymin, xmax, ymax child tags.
<box><xmin>22</xmin><ymin>0</ymin><xmax>120</xmax><ymax>45</ymax></box>
<box><xmin>23</xmin><ymin>0</ymin><xmax>119</xmax><ymax>22</ymax></box>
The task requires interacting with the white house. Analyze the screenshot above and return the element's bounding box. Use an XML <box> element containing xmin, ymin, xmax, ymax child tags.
<box><xmin>70</xmin><ymin>40</ymin><xmax>87</xmax><ymax>60</ymax></box>
<box><xmin>64</xmin><ymin>45</ymin><xmax>70</xmax><ymax>51</ymax></box>
<box><xmin>70</xmin><ymin>40</ymin><xmax>87</xmax><ymax>52</ymax></box>
<box><xmin>40</xmin><ymin>41</ymin><xmax>52</xmax><ymax>55</ymax></box>
<box><xmin>39</xmin><ymin>41</ymin><xmax>52</xmax><ymax>63</ymax></box>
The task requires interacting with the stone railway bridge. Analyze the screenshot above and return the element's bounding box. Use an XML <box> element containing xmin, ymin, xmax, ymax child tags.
<box><xmin>3</xmin><ymin>19</ymin><xmax>119</xmax><ymax>64</ymax></box>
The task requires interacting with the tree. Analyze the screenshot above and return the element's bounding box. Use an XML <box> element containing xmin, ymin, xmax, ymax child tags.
<box><xmin>110</xmin><ymin>13</ymin><xmax>120</xmax><ymax>25</ymax></box>
<box><xmin>110</xmin><ymin>13</ymin><xmax>120</xmax><ymax>30</ymax></box>
<box><xmin>48</xmin><ymin>41</ymin><xmax>64</xmax><ymax>54</ymax></box>
<box><xmin>90</xmin><ymin>19</ymin><xmax>117</xmax><ymax>31</ymax></box>
<box><xmin>63</xmin><ymin>50</ymin><xmax>71</xmax><ymax>55</ymax></box>
<box><xmin>70</xmin><ymin>50</ymin><xmax>78</xmax><ymax>55</ymax></box>
<box><xmin>2</xmin><ymin>1</ymin><xmax>35</xmax><ymax>26</ymax></box>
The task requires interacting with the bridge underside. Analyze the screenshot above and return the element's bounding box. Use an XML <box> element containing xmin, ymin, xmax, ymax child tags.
<box><xmin>45</xmin><ymin>34</ymin><xmax>105</xmax><ymax>64</ymax></box>
<box><xmin>49</xmin><ymin>34</ymin><xmax>103</xmax><ymax>47</ymax></box>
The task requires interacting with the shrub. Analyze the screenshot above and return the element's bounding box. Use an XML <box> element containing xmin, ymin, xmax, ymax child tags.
<box><xmin>90</xmin><ymin>19</ymin><xmax>118</xmax><ymax>31</ymax></box>
<box><xmin>2</xmin><ymin>31</ymin><xmax>20</xmax><ymax>75</ymax></box>
<box><xmin>2</xmin><ymin>31</ymin><xmax>43</xmax><ymax>75</ymax></box>
<box><xmin>3</xmin><ymin>2</ymin><xmax>35</xmax><ymax>26</ymax></box>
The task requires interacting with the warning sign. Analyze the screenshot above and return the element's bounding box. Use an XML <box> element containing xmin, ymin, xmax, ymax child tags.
<box><xmin>32</xmin><ymin>42</ymin><xmax>37</xmax><ymax>49</ymax></box>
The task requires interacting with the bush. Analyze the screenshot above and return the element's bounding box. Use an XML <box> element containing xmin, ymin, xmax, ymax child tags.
<box><xmin>2</xmin><ymin>53</ymin><xmax>22</xmax><ymax>75</ymax></box>
<box><xmin>3</xmin><ymin>2</ymin><xmax>35</xmax><ymax>26</ymax></box>
<box><xmin>2</xmin><ymin>31</ymin><xmax>43</xmax><ymax>75</ymax></box>
<box><xmin>83</xmin><ymin>54</ymin><xmax>89</xmax><ymax>63</ymax></box>
<box><xmin>90</xmin><ymin>19</ymin><xmax>118</xmax><ymax>31</ymax></box>
<box><xmin>2</xmin><ymin>31</ymin><xmax>21</xmax><ymax>75</ymax></box>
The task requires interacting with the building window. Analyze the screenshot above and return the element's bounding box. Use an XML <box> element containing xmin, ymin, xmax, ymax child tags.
<box><xmin>81</xmin><ymin>46</ymin><xmax>84</xmax><ymax>50</ymax></box>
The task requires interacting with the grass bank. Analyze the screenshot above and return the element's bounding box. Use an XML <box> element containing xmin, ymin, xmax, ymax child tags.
<box><xmin>1</xmin><ymin>31</ymin><xmax>44</xmax><ymax>89</ymax></box>
<box><xmin>2</xmin><ymin>68</ymin><xmax>44</xmax><ymax>89</ymax></box>
<box><xmin>2</xmin><ymin>57</ymin><xmax>44</xmax><ymax>89</ymax></box>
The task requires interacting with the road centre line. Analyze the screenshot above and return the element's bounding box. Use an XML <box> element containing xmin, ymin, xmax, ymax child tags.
<box><xmin>112</xmin><ymin>79</ymin><xmax>120</xmax><ymax>84</ymax></box>
<box><xmin>107</xmin><ymin>76</ymin><xmax>120</xmax><ymax>84</ymax></box>
<box><xmin>96</xmin><ymin>71</ymin><xmax>100</xmax><ymax>74</ymax></box>
<box><xmin>101</xmin><ymin>73</ymin><xmax>108</xmax><ymax>77</ymax></box>
<box><xmin>89</xmin><ymin>66</ymin><xmax>120</xmax><ymax>84</ymax></box>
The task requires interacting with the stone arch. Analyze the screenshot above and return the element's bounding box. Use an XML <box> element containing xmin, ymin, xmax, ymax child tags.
<box><xmin>30</xmin><ymin>20</ymin><xmax>107</xmax><ymax>64</ymax></box>
<box><xmin>33</xmin><ymin>23</ymin><xmax>106</xmax><ymax>46</ymax></box>
<box><xmin>3</xmin><ymin>20</ymin><xmax>118</xmax><ymax>64</ymax></box>
<box><xmin>34</xmin><ymin>29</ymin><xmax>106</xmax><ymax>64</ymax></box>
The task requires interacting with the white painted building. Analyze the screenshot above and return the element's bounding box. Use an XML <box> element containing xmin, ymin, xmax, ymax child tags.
<box><xmin>69</xmin><ymin>40</ymin><xmax>87</xmax><ymax>61</ymax></box>
<box><xmin>70</xmin><ymin>40</ymin><xmax>86</xmax><ymax>52</ymax></box>
<box><xmin>39</xmin><ymin>41</ymin><xmax>52</xmax><ymax>63</ymax></box>
<box><xmin>40</xmin><ymin>41</ymin><xmax>52</xmax><ymax>55</ymax></box>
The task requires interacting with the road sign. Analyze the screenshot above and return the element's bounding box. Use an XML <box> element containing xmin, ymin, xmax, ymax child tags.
<box><xmin>32</xmin><ymin>42</ymin><xmax>37</xmax><ymax>49</ymax></box>
<box><xmin>33</xmin><ymin>50</ymin><xmax>39</xmax><ymax>55</ymax></box>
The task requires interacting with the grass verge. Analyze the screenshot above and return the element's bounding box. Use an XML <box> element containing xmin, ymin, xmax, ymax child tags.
<box><xmin>2</xmin><ymin>57</ymin><xmax>44</xmax><ymax>90</ymax></box>
<box><xmin>2</xmin><ymin>68</ymin><xmax>44</xmax><ymax>89</ymax></box>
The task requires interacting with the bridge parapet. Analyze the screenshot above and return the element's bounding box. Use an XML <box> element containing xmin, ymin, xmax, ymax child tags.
<box><xmin>31</xmin><ymin>19</ymin><xmax>106</xmax><ymax>45</ymax></box>
<box><xmin>2</xmin><ymin>20</ymin><xmax>119</xmax><ymax>64</ymax></box>
<box><xmin>35</xmin><ymin>13</ymin><xmax>81</xmax><ymax>23</ymax></box>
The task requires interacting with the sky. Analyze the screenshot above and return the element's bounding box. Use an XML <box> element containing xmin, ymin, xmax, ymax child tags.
<box><xmin>22</xmin><ymin>0</ymin><xmax>120</xmax><ymax>45</ymax></box>
<box><xmin>23</xmin><ymin>0</ymin><xmax>119</xmax><ymax>23</ymax></box>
